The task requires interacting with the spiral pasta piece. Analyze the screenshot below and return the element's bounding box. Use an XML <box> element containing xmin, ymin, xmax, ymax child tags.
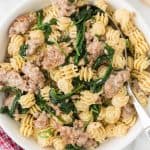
<box><xmin>57</xmin><ymin>17</ymin><xmax>73</xmax><ymax>31</ymax></box>
<box><xmin>86</xmin><ymin>122</ymin><xmax>106</xmax><ymax>143</ymax></box>
<box><xmin>112</xmin><ymin>53</ymin><xmax>126</xmax><ymax>69</ymax></box>
<box><xmin>122</xmin><ymin>115</ymin><xmax>137</xmax><ymax>127</ymax></box>
<box><xmin>40</xmin><ymin>86</ymin><xmax>51</xmax><ymax>101</ymax></box>
<box><xmin>104</xmin><ymin>106</ymin><xmax>121</xmax><ymax>124</ymax></box>
<box><xmin>94</xmin><ymin>0</ymin><xmax>108</xmax><ymax>11</ymax></box>
<box><xmin>95</xmin><ymin>13</ymin><xmax>109</xmax><ymax>26</ymax></box>
<box><xmin>97</xmin><ymin>107</ymin><xmax>106</xmax><ymax>121</ymax></box>
<box><xmin>43</xmin><ymin>5</ymin><xmax>59</xmax><ymax>23</ymax></box>
<box><xmin>106</xmin><ymin>27</ymin><xmax>120</xmax><ymax>44</ymax></box>
<box><xmin>79</xmin><ymin>67</ymin><xmax>94</xmax><ymax>82</ymax></box>
<box><xmin>112</xmin><ymin>87</ymin><xmax>129</xmax><ymax>108</ymax></box>
<box><xmin>113</xmin><ymin>122</ymin><xmax>128</xmax><ymax>136</ymax></box>
<box><xmin>122</xmin><ymin>21</ymin><xmax>136</xmax><ymax>36</ymax></box>
<box><xmin>10</xmin><ymin>55</ymin><xmax>25</xmax><ymax>71</ymax></box>
<box><xmin>91</xmin><ymin>21</ymin><xmax>106</xmax><ymax>36</ymax></box>
<box><xmin>53</xmin><ymin>137</ymin><xmax>65</xmax><ymax>150</ymax></box>
<box><xmin>127</xmin><ymin>56</ymin><xmax>134</xmax><ymax>70</ymax></box>
<box><xmin>8</xmin><ymin>35</ymin><xmax>25</xmax><ymax>56</ymax></box>
<box><xmin>105</xmin><ymin>124</ymin><xmax>116</xmax><ymax>137</ymax></box>
<box><xmin>69</xmin><ymin>25</ymin><xmax>77</xmax><ymax>39</ymax></box>
<box><xmin>36</xmin><ymin>127</ymin><xmax>54</xmax><ymax>147</ymax></box>
<box><xmin>29</xmin><ymin>104</ymin><xmax>41</xmax><ymax>116</ymax></box>
<box><xmin>60</xmin><ymin>113</ymin><xmax>73</xmax><ymax>124</ymax></box>
<box><xmin>79</xmin><ymin>111</ymin><xmax>93</xmax><ymax>122</ymax></box>
<box><xmin>57</xmin><ymin>79</ymin><xmax>73</xmax><ymax>94</ymax></box>
<box><xmin>114</xmin><ymin>9</ymin><xmax>131</xmax><ymax>29</ymax></box>
<box><xmin>0</xmin><ymin>63</ymin><xmax>13</xmax><ymax>71</ymax></box>
<box><xmin>133</xmin><ymin>89</ymin><xmax>148</xmax><ymax>106</ymax></box>
<box><xmin>54</xmin><ymin>64</ymin><xmax>79</xmax><ymax>81</ymax></box>
<box><xmin>132</xmin><ymin>71</ymin><xmax>150</xmax><ymax>94</ymax></box>
<box><xmin>106</xmin><ymin>27</ymin><xmax>126</xmax><ymax>53</ymax></box>
<box><xmin>75</xmin><ymin>91</ymin><xmax>99</xmax><ymax>112</ymax></box>
<box><xmin>134</xmin><ymin>55</ymin><xmax>150</xmax><ymax>71</ymax></box>
<box><xmin>48</xmin><ymin>28</ymin><xmax>61</xmax><ymax>42</ymax></box>
<box><xmin>19</xmin><ymin>93</ymin><xmax>35</xmax><ymax>109</ymax></box>
<box><xmin>20</xmin><ymin>114</ymin><xmax>34</xmax><ymax>137</ymax></box>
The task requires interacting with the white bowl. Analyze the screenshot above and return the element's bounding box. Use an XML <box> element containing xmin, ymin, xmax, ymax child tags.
<box><xmin>0</xmin><ymin>0</ymin><xmax>150</xmax><ymax>150</ymax></box>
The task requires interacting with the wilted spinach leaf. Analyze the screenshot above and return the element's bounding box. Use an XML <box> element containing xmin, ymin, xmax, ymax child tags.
<box><xmin>36</xmin><ymin>93</ymin><xmax>56</xmax><ymax>115</ymax></box>
<box><xmin>19</xmin><ymin>44</ymin><xmax>28</xmax><ymax>57</ymax></box>
<box><xmin>71</xmin><ymin>5</ymin><xmax>103</xmax><ymax>64</ymax></box>
<box><xmin>50</xmin><ymin>85</ymin><xmax>84</xmax><ymax>104</ymax></box>
<box><xmin>0</xmin><ymin>86</ymin><xmax>22</xmax><ymax>117</ymax></box>
<box><xmin>36</xmin><ymin>10</ymin><xmax>57</xmax><ymax>44</ymax></box>
<box><xmin>0</xmin><ymin>106</ymin><xmax>11</xmax><ymax>117</ymax></box>
<box><xmin>90</xmin><ymin>64</ymin><xmax>113</xmax><ymax>93</ymax></box>
<box><xmin>59</xmin><ymin>100</ymin><xmax>78</xmax><ymax>118</ymax></box>
<box><xmin>92</xmin><ymin>44</ymin><xmax>114</xmax><ymax>70</ymax></box>
<box><xmin>90</xmin><ymin>104</ymin><xmax>101</xmax><ymax>121</ymax></box>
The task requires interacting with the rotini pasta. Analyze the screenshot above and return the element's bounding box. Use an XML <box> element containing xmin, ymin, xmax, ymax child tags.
<box><xmin>127</xmin><ymin>56</ymin><xmax>134</xmax><ymax>70</ymax></box>
<box><xmin>57</xmin><ymin>79</ymin><xmax>73</xmax><ymax>94</ymax></box>
<box><xmin>132</xmin><ymin>70</ymin><xmax>150</xmax><ymax>94</ymax></box>
<box><xmin>104</xmin><ymin>106</ymin><xmax>121</xmax><ymax>124</ymax></box>
<box><xmin>86</xmin><ymin>122</ymin><xmax>106</xmax><ymax>143</ymax></box>
<box><xmin>94</xmin><ymin>0</ymin><xmax>108</xmax><ymax>11</ymax></box>
<box><xmin>0</xmin><ymin>63</ymin><xmax>12</xmax><ymax>71</ymax></box>
<box><xmin>112</xmin><ymin>87</ymin><xmax>129</xmax><ymax>107</ymax></box>
<box><xmin>35</xmin><ymin>127</ymin><xmax>54</xmax><ymax>147</ymax></box>
<box><xmin>112</xmin><ymin>53</ymin><xmax>126</xmax><ymax>69</ymax></box>
<box><xmin>53</xmin><ymin>137</ymin><xmax>65</xmax><ymax>150</ymax></box>
<box><xmin>79</xmin><ymin>111</ymin><xmax>93</xmax><ymax>122</ymax></box>
<box><xmin>0</xmin><ymin>1</ymin><xmax>150</xmax><ymax>149</ymax></box>
<box><xmin>95</xmin><ymin>13</ymin><xmax>109</xmax><ymax>26</ymax></box>
<box><xmin>91</xmin><ymin>21</ymin><xmax>106</xmax><ymax>36</ymax></box>
<box><xmin>53</xmin><ymin>64</ymin><xmax>79</xmax><ymax>81</ymax></box>
<box><xmin>79</xmin><ymin>67</ymin><xmax>94</xmax><ymax>82</ymax></box>
<box><xmin>134</xmin><ymin>55</ymin><xmax>150</xmax><ymax>71</ymax></box>
<box><xmin>75</xmin><ymin>91</ymin><xmax>99</xmax><ymax>112</ymax></box>
<box><xmin>122</xmin><ymin>115</ymin><xmax>137</xmax><ymax>127</ymax></box>
<box><xmin>20</xmin><ymin>114</ymin><xmax>34</xmax><ymax>137</ymax></box>
<box><xmin>43</xmin><ymin>5</ymin><xmax>59</xmax><ymax>23</ymax></box>
<box><xmin>113</xmin><ymin>122</ymin><xmax>128</xmax><ymax>136</ymax></box>
<box><xmin>8</xmin><ymin>35</ymin><xmax>25</xmax><ymax>56</ymax></box>
<box><xmin>19</xmin><ymin>93</ymin><xmax>35</xmax><ymax>109</ymax></box>
<box><xmin>29</xmin><ymin>104</ymin><xmax>41</xmax><ymax>116</ymax></box>
<box><xmin>40</xmin><ymin>86</ymin><xmax>51</xmax><ymax>101</ymax></box>
<box><xmin>10</xmin><ymin>55</ymin><xmax>25</xmax><ymax>71</ymax></box>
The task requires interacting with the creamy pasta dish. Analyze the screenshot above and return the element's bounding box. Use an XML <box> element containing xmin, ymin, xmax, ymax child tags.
<box><xmin>0</xmin><ymin>0</ymin><xmax>150</xmax><ymax>149</ymax></box>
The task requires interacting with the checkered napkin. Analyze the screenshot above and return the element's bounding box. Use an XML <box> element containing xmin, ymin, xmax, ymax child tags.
<box><xmin>0</xmin><ymin>127</ymin><xmax>23</xmax><ymax>150</ymax></box>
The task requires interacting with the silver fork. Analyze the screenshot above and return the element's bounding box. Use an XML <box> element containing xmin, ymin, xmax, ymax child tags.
<box><xmin>127</xmin><ymin>81</ymin><xmax>150</xmax><ymax>139</ymax></box>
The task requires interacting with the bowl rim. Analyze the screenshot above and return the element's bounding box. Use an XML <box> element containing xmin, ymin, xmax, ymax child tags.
<box><xmin>0</xmin><ymin>0</ymin><xmax>150</xmax><ymax>150</ymax></box>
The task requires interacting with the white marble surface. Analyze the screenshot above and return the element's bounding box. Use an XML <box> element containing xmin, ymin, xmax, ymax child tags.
<box><xmin>0</xmin><ymin>0</ymin><xmax>150</xmax><ymax>150</ymax></box>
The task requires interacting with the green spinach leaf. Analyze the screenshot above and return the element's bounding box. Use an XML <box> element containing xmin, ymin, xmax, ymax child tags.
<box><xmin>92</xmin><ymin>44</ymin><xmax>114</xmax><ymax>70</ymax></box>
<box><xmin>90</xmin><ymin>64</ymin><xmax>113</xmax><ymax>93</ymax></box>
<box><xmin>36</xmin><ymin>93</ymin><xmax>56</xmax><ymax>115</ymax></box>
<box><xmin>50</xmin><ymin>85</ymin><xmax>84</xmax><ymax>104</ymax></box>
<box><xmin>36</xmin><ymin>10</ymin><xmax>57</xmax><ymax>44</ymax></box>
<box><xmin>0</xmin><ymin>86</ymin><xmax>22</xmax><ymax>117</ymax></box>
<box><xmin>71</xmin><ymin>5</ymin><xmax>103</xmax><ymax>64</ymax></box>
<box><xmin>19</xmin><ymin>44</ymin><xmax>28</xmax><ymax>57</ymax></box>
<box><xmin>0</xmin><ymin>106</ymin><xmax>11</xmax><ymax>117</ymax></box>
<box><xmin>90</xmin><ymin>104</ymin><xmax>101</xmax><ymax>121</ymax></box>
<box><xmin>59</xmin><ymin>100</ymin><xmax>78</xmax><ymax>118</ymax></box>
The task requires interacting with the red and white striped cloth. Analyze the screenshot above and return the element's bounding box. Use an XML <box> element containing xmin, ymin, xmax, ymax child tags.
<box><xmin>0</xmin><ymin>127</ymin><xmax>23</xmax><ymax>150</ymax></box>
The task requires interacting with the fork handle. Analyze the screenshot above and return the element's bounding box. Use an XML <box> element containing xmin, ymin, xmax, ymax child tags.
<box><xmin>127</xmin><ymin>83</ymin><xmax>150</xmax><ymax>129</ymax></box>
<box><xmin>145</xmin><ymin>126</ymin><xmax>150</xmax><ymax>140</ymax></box>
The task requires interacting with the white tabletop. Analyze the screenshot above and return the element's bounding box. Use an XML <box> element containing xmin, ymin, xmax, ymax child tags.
<box><xmin>0</xmin><ymin>0</ymin><xmax>150</xmax><ymax>150</ymax></box>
